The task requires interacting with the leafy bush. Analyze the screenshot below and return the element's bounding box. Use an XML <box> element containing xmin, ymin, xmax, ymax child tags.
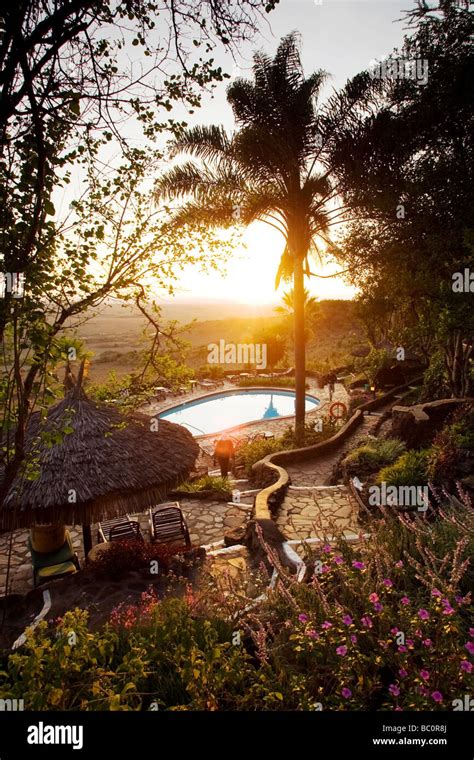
<box><xmin>88</xmin><ymin>539</ymin><xmax>188</xmax><ymax>580</ymax></box>
<box><xmin>344</xmin><ymin>438</ymin><xmax>406</xmax><ymax>475</ymax></box>
<box><xmin>179</xmin><ymin>475</ymin><xmax>231</xmax><ymax>494</ymax></box>
<box><xmin>236</xmin><ymin>436</ymin><xmax>283</xmax><ymax>475</ymax></box>
<box><xmin>427</xmin><ymin>405</ymin><xmax>474</xmax><ymax>481</ymax></box>
<box><xmin>377</xmin><ymin>450</ymin><xmax>430</xmax><ymax>487</ymax></box>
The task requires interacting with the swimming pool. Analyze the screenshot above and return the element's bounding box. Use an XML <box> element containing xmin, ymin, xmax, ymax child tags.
<box><xmin>157</xmin><ymin>389</ymin><xmax>319</xmax><ymax>436</ymax></box>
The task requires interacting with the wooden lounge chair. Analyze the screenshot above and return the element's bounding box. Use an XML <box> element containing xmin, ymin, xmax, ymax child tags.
<box><xmin>29</xmin><ymin>531</ymin><xmax>80</xmax><ymax>587</ymax></box>
<box><xmin>98</xmin><ymin>515</ymin><xmax>143</xmax><ymax>543</ymax></box>
<box><xmin>149</xmin><ymin>502</ymin><xmax>191</xmax><ymax>550</ymax></box>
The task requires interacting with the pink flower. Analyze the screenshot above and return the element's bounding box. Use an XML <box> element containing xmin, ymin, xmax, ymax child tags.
<box><xmin>322</xmin><ymin>544</ymin><xmax>332</xmax><ymax>553</ymax></box>
<box><xmin>395</xmin><ymin>560</ymin><xmax>403</xmax><ymax>568</ymax></box>
<box><xmin>374</xmin><ymin>602</ymin><xmax>383</xmax><ymax>612</ymax></box>
<box><xmin>390</xmin><ymin>627</ymin><xmax>399</xmax><ymax>635</ymax></box>
<box><xmin>398</xmin><ymin>645</ymin><xmax>408</xmax><ymax>653</ymax></box>
<box><xmin>442</xmin><ymin>604</ymin><xmax>454</xmax><ymax>616</ymax></box>
<box><xmin>333</xmin><ymin>555</ymin><xmax>344</xmax><ymax>565</ymax></box>
<box><xmin>418</xmin><ymin>608</ymin><xmax>430</xmax><ymax>620</ymax></box>
<box><xmin>419</xmin><ymin>670</ymin><xmax>430</xmax><ymax>681</ymax></box>
<box><xmin>465</xmin><ymin>641</ymin><xmax>474</xmax><ymax>655</ymax></box>
<box><xmin>406</xmin><ymin>639</ymin><xmax>414</xmax><ymax>648</ymax></box>
<box><xmin>352</xmin><ymin>561</ymin><xmax>365</xmax><ymax>570</ymax></box>
<box><xmin>460</xmin><ymin>660</ymin><xmax>472</xmax><ymax>673</ymax></box>
<box><xmin>350</xmin><ymin>634</ymin><xmax>357</xmax><ymax>644</ymax></box>
<box><xmin>431</xmin><ymin>691</ymin><xmax>443</xmax><ymax>703</ymax></box>
<box><xmin>389</xmin><ymin>684</ymin><xmax>400</xmax><ymax>697</ymax></box>
<box><xmin>342</xmin><ymin>615</ymin><xmax>353</xmax><ymax>626</ymax></box>
<box><xmin>469</xmin><ymin>628</ymin><xmax>474</xmax><ymax>638</ymax></box>
<box><xmin>399</xmin><ymin>668</ymin><xmax>408</xmax><ymax>678</ymax></box>
<box><xmin>400</xmin><ymin>596</ymin><xmax>410</xmax><ymax>606</ymax></box>
<box><xmin>369</xmin><ymin>593</ymin><xmax>379</xmax><ymax>604</ymax></box>
<box><xmin>336</xmin><ymin>645</ymin><xmax>348</xmax><ymax>656</ymax></box>
<box><xmin>341</xmin><ymin>687</ymin><xmax>352</xmax><ymax>698</ymax></box>
<box><xmin>298</xmin><ymin>614</ymin><xmax>309</xmax><ymax>623</ymax></box>
<box><xmin>321</xmin><ymin>620</ymin><xmax>332</xmax><ymax>630</ymax></box>
<box><xmin>307</xmin><ymin>629</ymin><xmax>319</xmax><ymax>639</ymax></box>
<box><xmin>361</xmin><ymin>615</ymin><xmax>373</xmax><ymax>628</ymax></box>
<box><xmin>423</xmin><ymin>639</ymin><xmax>433</xmax><ymax>648</ymax></box>
<box><xmin>431</xmin><ymin>588</ymin><xmax>442</xmax><ymax>597</ymax></box>
<box><xmin>322</xmin><ymin>564</ymin><xmax>331</xmax><ymax>573</ymax></box>
<box><xmin>383</xmin><ymin>578</ymin><xmax>393</xmax><ymax>587</ymax></box>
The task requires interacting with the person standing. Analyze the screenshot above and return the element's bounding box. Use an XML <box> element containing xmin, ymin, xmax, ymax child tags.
<box><xmin>213</xmin><ymin>437</ymin><xmax>235</xmax><ymax>477</ymax></box>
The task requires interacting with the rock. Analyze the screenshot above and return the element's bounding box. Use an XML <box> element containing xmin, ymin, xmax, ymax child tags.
<box><xmin>224</xmin><ymin>526</ymin><xmax>247</xmax><ymax>547</ymax></box>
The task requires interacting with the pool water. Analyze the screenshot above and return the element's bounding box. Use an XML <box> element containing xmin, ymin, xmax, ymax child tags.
<box><xmin>158</xmin><ymin>389</ymin><xmax>319</xmax><ymax>436</ymax></box>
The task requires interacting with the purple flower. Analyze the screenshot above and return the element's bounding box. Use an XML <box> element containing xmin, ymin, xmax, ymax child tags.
<box><xmin>398</xmin><ymin>645</ymin><xmax>408</xmax><ymax>653</ymax></box>
<box><xmin>333</xmin><ymin>555</ymin><xmax>344</xmax><ymax>565</ymax></box>
<box><xmin>400</xmin><ymin>596</ymin><xmax>410</xmax><ymax>606</ymax></box>
<box><xmin>361</xmin><ymin>615</ymin><xmax>373</xmax><ymax>628</ymax></box>
<box><xmin>342</xmin><ymin>615</ymin><xmax>353</xmax><ymax>626</ymax></box>
<box><xmin>431</xmin><ymin>588</ymin><xmax>442</xmax><ymax>598</ymax></box>
<box><xmin>390</xmin><ymin>627</ymin><xmax>399</xmax><ymax>635</ymax></box>
<box><xmin>322</xmin><ymin>544</ymin><xmax>331</xmax><ymax>554</ymax></box>
<box><xmin>418</xmin><ymin>608</ymin><xmax>430</xmax><ymax>620</ymax></box>
<box><xmin>322</xmin><ymin>564</ymin><xmax>331</xmax><ymax>573</ymax></box>
<box><xmin>465</xmin><ymin>641</ymin><xmax>474</xmax><ymax>655</ymax></box>
<box><xmin>306</xmin><ymin>629</ymin><xmax>319</xmax><ymax>639</ymax></box>
<box><xmin>389</xmin><ymin>684</ymin><xmax>400</xmax><ymax>697</ymax></box>
<box><xmin>383</xmin><ymin>578</ymin><xmax>393</xmax><ymax>588</ymax></box>
<box><xmin>336</xmin><ymin>645</ymin><xmax>348</xmax><ymax>656</ymax></box>
<box><xmin>470</xmin><ymin>628</ymin><xmax>474</xmax><ymax>638</ymax></box>
<box><xmin>442</xmin><ymin>604</ymin><xmax>454</xmax><ymax>616</ymax></box>
<box><xmin>419</xmin><ymin>670</ymin><xmax>430</xmax><ymax>681</ymax></box>
<box><xmin>399</xmin><ymin>667</ymin><xmax>408</xmax><ymax>678</ymax></box>
<box><xmin>369</xmin><ymin>593</ymin><xmax>379</xmax><ymax>603</ymax></box>
<box><xmin>341</xmin><ymin>687</ymin><xmax>352</xmax><ymax>699</ymax></box>
<box><xmin>406</xmin><ymin>639</ymin><xmax>414</xmax><ymax>648</ymax></box>
<box><xmin>460</xmin><ymin>660</ymin><xmax>472</xmax><ymax>673</ymax></box>
<box><xmin>350</xmin><ymin>634</ymin><xmax>357</xmax><ymax>644</ymax></box>
<box><xmin>423</xmin><ymin>639</ymin><xmax>432</xmax><ymax>648</ymax></box>
<box><xmin>352</xmin><ymin>561</ymin><xmax>365</xmax><ymax>570</ymax></box>
<box><xmin>321</xmin><ymin>620</ymin><xmax>332</xmax><ymax>630</ymax></box>
<box><xmin>431</xmin><ymin>691</ymin><xmax>443</xmax><ymax>703</ymax></box>
<box><xmin>298</xmin><ymin>614</ymin><xmax>309</xmax><ymax>623</ymax></box>
<box><xmin>374</xmin><ymin>602</ymin><xmax>383</xmax><ymax>612</ymax></box>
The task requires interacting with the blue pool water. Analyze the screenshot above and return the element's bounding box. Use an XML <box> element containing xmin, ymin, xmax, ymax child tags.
<box><xmin>158</xmin><ymin>389</ymin><xmax>319</xmax><ymax>436</ymax></box>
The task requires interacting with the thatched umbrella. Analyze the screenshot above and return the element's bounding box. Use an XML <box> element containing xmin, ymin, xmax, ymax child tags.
<box><xmin>0</xmin><ymin>379</ymin><xmax>199</xmax><ymax>553</ymax></box>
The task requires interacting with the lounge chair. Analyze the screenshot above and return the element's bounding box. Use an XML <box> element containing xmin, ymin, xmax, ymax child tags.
<box><xmin>98</xmin><ymin>515</ymin><xmax>143</xmax><ymax>543</ymax></box>
<box><xmin>29</xmin><ymin>531</ymin><xmax>80</xmax><ymax>587</ymax></box>
<box><xmin>149</xmin><ymin>502</ymin><xmax>191</xmax><ymax>550</ymax></box>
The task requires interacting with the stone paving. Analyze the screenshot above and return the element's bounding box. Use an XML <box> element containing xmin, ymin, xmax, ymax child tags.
<box><xmin>0</xmin><ymin>481</ymin><xmax>255</xmax><ymax>598</ymax></box>
<box><xmin>277</xmin><ymin>409</ymin><xmax>395</xmax><ymax>541</ymax></box>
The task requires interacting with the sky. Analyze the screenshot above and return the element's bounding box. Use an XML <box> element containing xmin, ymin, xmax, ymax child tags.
<box><xmin>166</xmin><ymin>0</ymin><xmax>412</xmax><ymax>304</ymax></box>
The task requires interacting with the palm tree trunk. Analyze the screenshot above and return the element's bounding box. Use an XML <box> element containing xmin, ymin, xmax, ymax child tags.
<box><xmin>293</xmin><ymin>256</ymin><xmax>306</xmax><ymax>444</ymax></box>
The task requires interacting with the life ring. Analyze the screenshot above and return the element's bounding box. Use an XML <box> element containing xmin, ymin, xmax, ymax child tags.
<box><xmin>329</xmin><ymin>401</ymin><xmax>347</xmax><ymax>420</ymax></box>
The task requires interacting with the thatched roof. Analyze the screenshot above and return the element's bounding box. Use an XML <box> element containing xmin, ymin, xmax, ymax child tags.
<box><xmin>0</xmin><ymin>390</ymin><xmax>199</xmax><ymax>529</ymax></box>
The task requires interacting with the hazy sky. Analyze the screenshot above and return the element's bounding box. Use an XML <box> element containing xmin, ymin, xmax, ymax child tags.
<box><xmin>170</xmin><ymin>0</ymin><xmax>411</xmax><ymax>304</ymax></box>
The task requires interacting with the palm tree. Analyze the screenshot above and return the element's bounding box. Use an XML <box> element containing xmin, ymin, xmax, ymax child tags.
<box><xmin>154</xmin><ymin>33</ymin><xmax>348</xmax><ymax>442</ymax></box>
<box><xmin>275</xmin><ymin>288</ymin><xmax>319</xmax><ymax>318</ymax></box>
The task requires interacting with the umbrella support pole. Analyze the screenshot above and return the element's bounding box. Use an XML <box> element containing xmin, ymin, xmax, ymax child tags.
<box><xmin>82</xmin><ymin>524</ymin><xmax>92</xmax><ymax>560</ymax></box>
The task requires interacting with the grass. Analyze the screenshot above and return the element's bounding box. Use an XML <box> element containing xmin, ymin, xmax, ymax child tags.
<box><xmin>178</xmin><ymin>475</ymin><xmax>231</xmax><ymax>494</ymax></box>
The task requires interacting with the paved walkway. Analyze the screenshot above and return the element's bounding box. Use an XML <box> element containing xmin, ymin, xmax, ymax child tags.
<box><xmin>0</xmin><ymin>479</ymin><xmax>255</xmax><ymax>598</ymax></box>
<box><xmin>277</xmin><ymin>408</ymin><xmax>393</xmax><ymax>541</ymax></box>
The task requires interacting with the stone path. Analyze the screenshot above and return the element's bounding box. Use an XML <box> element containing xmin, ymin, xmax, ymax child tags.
<box><xmin>0</xmin><ymin>477</ymin><xmax>255</xmax><ymax>598</ymax></box>
<box><xmin>277</xmin><ymin>406</ymin><xmax>395</xmax><ymax>541</ymax></box>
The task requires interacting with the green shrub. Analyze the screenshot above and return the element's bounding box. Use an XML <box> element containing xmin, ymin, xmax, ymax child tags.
<box><xmin>179</xmin><ymin>475</ymin><xmax>231</xmax><ymax>493</ymax></box>
<box><xmin>377</xmin><ymin>450</ymin><xmax>430</xmax><ymax>487</ymax></box>
<box><xmin>236</xmin><ymin>437</ymin><xmax>283</xmax><ymax>475</ymax></box>
<box><xmin>344</xmin><ymin>438</ymin><xmax>406</xmax><ymax>474</ymax></box>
